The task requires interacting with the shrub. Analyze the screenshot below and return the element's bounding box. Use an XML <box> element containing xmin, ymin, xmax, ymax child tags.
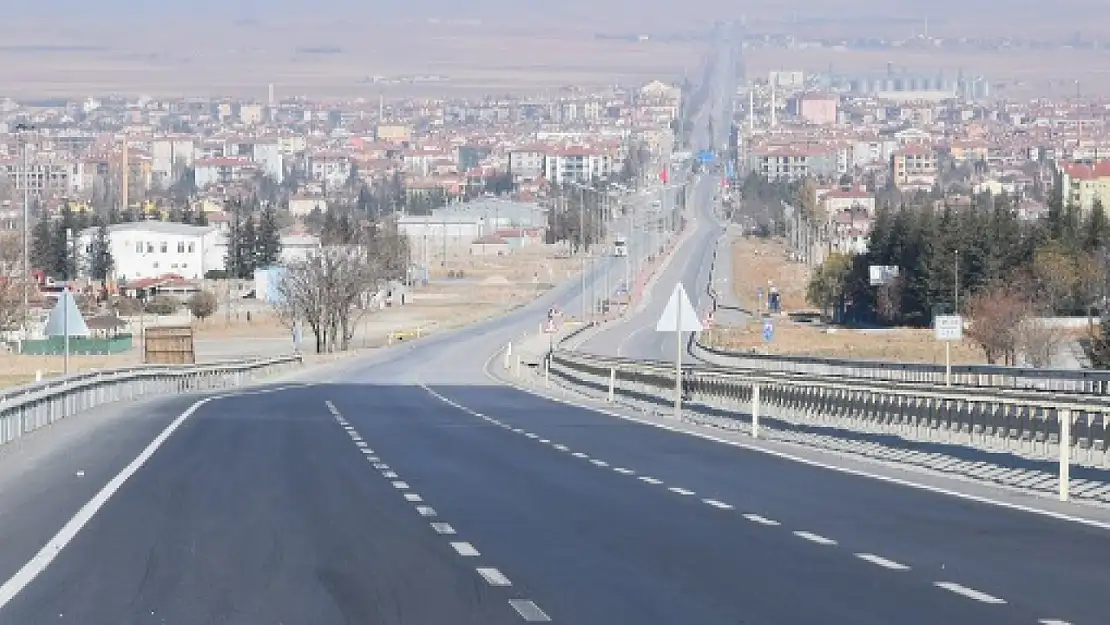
<box><xmin>187</xmin><ymin>291</ymin><xmax>218</xmax><ymax>321</ymax></box>
<box><xmin>144</xmin><ymin>295</ymin><xmax>180</xmax><ymax>316</ymax></box>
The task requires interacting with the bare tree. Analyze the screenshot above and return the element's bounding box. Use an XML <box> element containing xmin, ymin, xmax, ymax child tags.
<box><xmin>1016</xmin><ymin>317</ymin><xmax>1066</xmax><ymax>368</ymax></box>
<box><xmin>276</xmin><ymin>217</ymin><xmax>410</xmax><ymax>354</ymax></box>
<box><xmin>0</xmin><ymin>232</ymin><xmax>27</xmax><ymax>333</ymax></box>
<box><xmin>965</xmin><ymin>283</ymin><xmax>1032</xmax><ymax>365</ymax></box>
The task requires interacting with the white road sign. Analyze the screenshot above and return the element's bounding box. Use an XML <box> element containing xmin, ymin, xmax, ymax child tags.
<box><xmin>656</xmin><ymin>284</ymin><xmax>704</xmax><ymax>333</ymax></box>
<box><xmin>934</xmin><ymin>315</ymin><xmax>963</xmax><ymax>341</ymax></box>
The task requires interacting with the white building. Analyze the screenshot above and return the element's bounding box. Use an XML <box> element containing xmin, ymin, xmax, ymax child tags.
<box><xmin>77</xmin><ymin>221</ymin><xmax>222</xmax><ymax>282</ymax></box>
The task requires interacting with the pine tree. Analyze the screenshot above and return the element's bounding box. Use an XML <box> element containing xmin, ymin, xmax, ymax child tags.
<box><xmin>257</xmin><ymin>205</ymin><xmax>283</xmax><ymax>267</ymax></box>
<box><xmin>239</xmin><ymin>216</ymin><xmax>259</xmax><ymax>278</ymax></box>
<box><xmin>30</xmin><ymin>211</ymin><xmax>55</xmax><ymax>275</ymax></box>
<box><xmin>1086</xmin><ymin>199</ymin><xmax>1108</xmax><ymax>252</ymax></box>
<box><xmin>52</xmin><ymin>202</ymin><xmax>78</xmax><ymax>280</ymax></box>
<box><xmin>87</xmin><ymin>224</ymin><xmax>114</xmax><ymax>284</ymax></box>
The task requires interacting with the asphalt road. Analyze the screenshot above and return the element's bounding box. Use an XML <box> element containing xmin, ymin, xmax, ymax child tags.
<box><xmin>2</xmin><ymin>32</ymin><xmax>1107</xmax><ymax>625</ymax></box>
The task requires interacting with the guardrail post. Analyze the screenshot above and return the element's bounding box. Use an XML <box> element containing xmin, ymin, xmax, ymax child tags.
<box><xmin>504</xmin><ymin>342</ymin><xmax>512</xmax><ymax>370</ymax></box>
<box><xmin>1059</xmin><ymin>407</ymin><xmax>1072</xmax><ymax>501</ymax></box>
<box><xmin>544</xmin><ymin>355</ymin><xmax>550</xmax><ymax>388</ymax></box>
<box><xmin>515</xmin><ymin>356</ymin><xmax>521</xmax><ymax>379</ymax></box>
<box><xmin>608</xmin><ymin>368</ymin><xmax>616</xmax><ymax>402</ymax></box>
<box><xmin>751</xmin><ymin>383</ymin><xmax>761</xmax><ymax>439</ymax></box>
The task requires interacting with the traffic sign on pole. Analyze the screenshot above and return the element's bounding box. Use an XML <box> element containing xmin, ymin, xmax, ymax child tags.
<box><xmin>762</xmin><ymin>319</ymin><xmax>774</xmax><ymax>342</ymax></box>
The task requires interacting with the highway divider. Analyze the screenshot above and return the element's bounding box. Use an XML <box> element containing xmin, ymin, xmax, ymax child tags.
<box><xmin>0</xmin><ymin>355</ymin><xmax>303</xmax><ymax>447</ymax></box>
<box><xmin>547</xmin><ymin>349</ymin><xmax>1110</xmax><ymax>505</ymax></box>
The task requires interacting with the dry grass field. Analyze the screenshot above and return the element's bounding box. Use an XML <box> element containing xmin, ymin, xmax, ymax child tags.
<box><xmin>730</xmin><ymin>236</ymin><xmax>811</xmax><ymax>313</ymax></box>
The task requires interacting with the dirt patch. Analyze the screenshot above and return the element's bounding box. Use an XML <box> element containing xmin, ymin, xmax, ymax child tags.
<box><xmin>731</xmin><ymin>236</ymin><xmax>811</xmax><ymax>314</ymax></box>
<box><xmin>0</xmin><ymin>353</ymin><xmax>142</xmax><ymax>389</ymax></box>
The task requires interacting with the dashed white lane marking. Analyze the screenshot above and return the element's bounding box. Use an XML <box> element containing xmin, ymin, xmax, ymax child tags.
<box><xmin>431</xmin><ymin>523</ymin><xmax>456</xmax><ymax>535</ymax></box>
<box><xmin>416</xmin><ymin>506</ymin><xmax>437</xmax><ymax>517</ymax></box>
<box><xmin>539</xmin><ymin>438</ymin><xmax>550</xmax><ymax>444</ymax></box>
<box><xmin>794</xmin><ymin>531</ymin><xmax>837</xmax><ymax>545</ymax></box>
<box><xmin>450</xmin><ymin>541</ymin><xmax>481</xmax><ymax>557</ymax></box>
<box><xmin>383</xmin><ymin>471</ymin><xmax>399</xmax><ymax>478</ymax></box>
<box><xmin>325</xmin><ymin>400</ymin><xmax>337</xmax><ymax>412</ymax></box>
<box><xmin>512</xmin><ymin>428</ymin><xmax>524</xmax><ymax>434</ymax></box>
<box><xmin>571</xmin><ymin>452</ymin><xmax>589</xmax><ymax>459</ymax></box>
<box><xmin>391</xmin><ymin>481</ymin><xmax>409</xmax><ymax>489</ymax></box>
<box><xmin>355</xmin><ymin>441</ymin><xmax>368</xmax><ymax>448</ymax></box>
<box><xmin>552</xmin><ymin>444</ymin><xmax>569</xmax><ymax>451</ymax></box>
<box><xmin>668</xmin><ymin>487</ymin><xmax>696</xmax><ymax>496</ymax></box>
<box><xmin>508</xmin><ymin>599</ymin><xmax>552</xmax><ymax>622</ymax></box>
<box><xmin>639</xmin><ymin>476</ymin><xmax>663</xmax><ymax>485</ymax></box>
<box><xmin>477</xmin><ymin>567</ymin><xmax>512</xmax><ymax>587</ymax></box>
<box><xmin>372</xmin><ymin>463</ymin><xmax>389</xmax><ymax>470</ymax></box>
<box><xmin>366</xmin><ymin>456</ymin><xmax>380</xmax><ymax>462</ymax></box>
<box><xmin>404</xmin><ymin>493</ymin><xmax>423</xmax><ymax>502</ymax></box>
<box><xmin>525</xmin><ymin>433</ymin><xmax>539</xmax><ymax>439</ymax></box>
<box><xmin>1039</xmin><ymin>619</ymin><xmax>1073</xmax><ymax>625</ymax></box>
<box><xmin>855</xmin><ymin>553</ymin><xmax>910</xmax><ymax>570</ymax></box>
<box><xmin>590</xmin><ymin>459</ymin><xmax>610</xmax><ymax>467</ymax></box>
<box><xmin>703</xmin><ymin>499</ymin><xmax>733</xmax><ymax>509</ymax></box>
<box><xmin>743</xmin><ymin>514</ymin><xmax>780</xmax><ymax>526</ymax></box>
<box><xmin>613</xmin><ymin>467</ymin><xmax>635</xmax><ymax>475</ymax></box>
<box><xmin>934</xmin><ymin>582</ymin><xmax>1006</xmax><ymax>604</ymax></box>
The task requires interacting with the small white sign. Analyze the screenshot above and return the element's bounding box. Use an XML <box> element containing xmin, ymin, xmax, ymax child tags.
<box><xmin>655</xmin><ymin>283</ymin><xmax>704</xmax><ymax>333</ymax></box>
<box><xmin>934</xmin><ymin>315</ymin><xmax>963</xmax><ymax>341</ymax></box>
<box><xmin>869</xmin><ymin>265</ymin><xmax>900</xmax><ymax>286</ymax></box>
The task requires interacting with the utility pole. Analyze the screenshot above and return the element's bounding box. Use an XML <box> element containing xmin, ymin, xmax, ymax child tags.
<box><xmin>15</xmin><ymin>123</ymin><xmax>35</xmax><ymax>339</ymax></box>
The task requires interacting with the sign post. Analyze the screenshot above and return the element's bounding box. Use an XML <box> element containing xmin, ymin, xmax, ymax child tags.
<box><xmin>934</xmin><ymin>315</ymin><xmax>963</xmax><ymax>386</ymax></box>
<box><xmin>655</xmin><ymin>283</ymin><xmax>704</xmax><ymax>418</ymax></box>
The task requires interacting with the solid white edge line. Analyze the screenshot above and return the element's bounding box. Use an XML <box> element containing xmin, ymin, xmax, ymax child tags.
<box><xmin>450</xmin><ymin>541</ymin><xmax>481</xmax><ymax>557</ymax></box>
<box><xmin>934</xmin><ymin>581</ymin><xmax>1006</xmax><ymax>604</ymax></box>
<box><xmin>0</xmin><ymin>386</ymin><xmax>305</xmax><ymax>609</ymax></box>
<box><xmin>855</xmin><ymin>553</ymin><xmax>910</xmax><ymax>571</ymax></box>
<box><xmin>476</xmin><ymin>352</ymin><xmax>1110</xmax><ymax>533</ymax></box>
<box><xmin>476</xmin><ymin>567</ymin><xmax>512</xmax><ymax>586</ymax></box>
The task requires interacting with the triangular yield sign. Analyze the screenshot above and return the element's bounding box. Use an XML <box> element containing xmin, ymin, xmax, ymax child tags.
<box><xmin>655</xmin><ymin>283</ymin><xmax>704</xmax><ymax>332</ymax></box>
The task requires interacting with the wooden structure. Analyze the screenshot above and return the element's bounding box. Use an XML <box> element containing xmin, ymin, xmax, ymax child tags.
<box><xmin>143</xmin><ymin>325</ymin><xmax>195</xmax><ymax>364</ymax></box>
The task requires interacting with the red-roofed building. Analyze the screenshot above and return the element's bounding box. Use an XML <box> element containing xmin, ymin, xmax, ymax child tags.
<box><xmin>1055</xmin><ymin>161</ymin><xmax>1110</xmax><ymax>211</ymax></box>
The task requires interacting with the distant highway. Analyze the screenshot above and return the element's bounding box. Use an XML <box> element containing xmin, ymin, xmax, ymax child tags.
<box><xmin>1</xmin><ymin>24</ymin><xmax>1106</xmax><ymax>625</ymax></box>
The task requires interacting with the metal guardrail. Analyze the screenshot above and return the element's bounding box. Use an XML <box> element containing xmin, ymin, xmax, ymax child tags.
<box><xmin>692</xmin><ymin>339</ymin><xmax>1110</xmax><ymax>394</ymax></box>
<box><xmin>546</xmin><ymin>349</ymin><xmax>1110</xmax><ymax>503</ymax></box>
<box><xmin>0</xmin><ymin>355</ymin><xmax>303</xmax><ymax>446</ymax></box>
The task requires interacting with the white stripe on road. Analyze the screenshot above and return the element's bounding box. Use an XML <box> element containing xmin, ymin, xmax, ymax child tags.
<box><xmin>450</xmin><ymin>542</ymin><xmax>481</xmax><ymax>557</ymax></box>
<box><xmin>553</xmin><ymin>444</ymin><xmax>569</xmax><ymax>451</ymax></box>
<box><xmin>416</xmin><ymin>506</ymin><xmax>437</xmax><ymax>517</ymax></box>
<box><xmin>590</xmin><ymin>459</ymin><xmax>610</xmax><ymax>467</ymax></box>
<box><xmin>668</xmin><ymin>487</ymin><xmax>695</xmax><ymax>496</ymax></box>
<box><xmin>702</xmin><ymin>499</ymin><xmax>733</xmax><ymax>509</ymax></box>
<box><xmin>638</xmin><ymin>476</ymin><xmax>663</xmax><ymax>485</ymax></box>
<box><xmin>404</xmin><ymin>493</ymin><xmax>423</xmax><ymax>502</ymax></box>
<box><xmin>855</xmin><ymin>553</ymin><xmax>909</xmax><ymax>570</ymax></box>
<box><xmin>430</xmin><ymin>523</ymin><xmax>456</xmax><ymax>535</ymax></box>
<box><xmin>477</xmin><ymin>567</ymin><xmax>512</xmax><ymax>586</ymax></box>
<box><xmin>572</xmin><ymin>452</ymin><xmax>588</xmax><ymax>459</ymax></box>
<box><xmin>794</xmin><ymin>531</ymin><xmax>837</xmax><ymax>545</ymax></box>
<box><xmin>1038</xmin><ymin>620</ymin><xmax>1072</xmax><ymax>625</ymax></box>
<box><xmin>539</xmin><ymin>439</ymin><xmax>550</xmax><ymax>444</ymax></box>
<box><xmin>613</xmin><ymin>467</ymin><xmax>636</xmax><ymax>475</ymax></box>
<box><xmin>525</xmin><ymin>433</ymin><xmax>539</xmax><ymax>439</ymax></box>
<box><xmin>383</xmin><ymin>471</ymin><xmax>399</xmax><ymax>479</ymax></box>
<box><xmin>373</xmin><ymin>463</ymin><xmax>389</xmax><ymax>470</ymax></box>
<box><xmin>392</xmin><ymin>481</ymin><xmax>409</xmax><ymax>489</ymax></box>
<box><xmin>743</xmin><ymin>514</ymin><xmax>780</xmax><ymax>526</ymax></box>
<box><xmin>934</xmin><ymin>582</ymin><xmax>1006</xmax><ymax>604</ymax></box>
<box><xmin>508</xmin><ymin>599</ymin><xmax>552</xmax><ymax>622</ymax></box>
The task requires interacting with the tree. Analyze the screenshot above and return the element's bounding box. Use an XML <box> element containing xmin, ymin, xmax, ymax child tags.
<box><xmin>256</xmin><ymin>205</ymin><xmax>283</xmax><ymax>267</ymax></box>
<box><xmin>87</xmin><ymin>224</ymin><xmax>114</xmax><ymax>285</ymax></box>
<box><xmin>186</xmin><ymin>291</ymin><xmax>218</xmax><ymax>321</ymax></box>
<box><xmin>806</xmin><ymin>253</ymin><xmax>852</xmax><ymax>321</ymax></box>
<box><xmin>145</xmin><ymin>295</ymin><xmax>180</xmax><ymax>315</ymax></box>
<box><xmin>1016</xmin><ymin>317</ymin><xmax>1065</xmax><ymax>368</ymax></box>
<box><xmin>0</xmin><ymin>232</ymin><xmax>27</xmax><ymax>332</ymax></box>
<box><xmin>30</xmin><ymin>210</ymin><xmax>55</xmax><ymax>275</ymax></box>
<box><xmin>964</xmin><ymin>283</ymin><xmax>1031</xmax><ymax>365</ymax></box>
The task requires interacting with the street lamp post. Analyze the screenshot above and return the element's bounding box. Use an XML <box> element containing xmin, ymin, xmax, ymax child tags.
<box><xmin>15</xmin><ymin>123</ymin><xmax>35</xmax><ymax>338</ymax></box>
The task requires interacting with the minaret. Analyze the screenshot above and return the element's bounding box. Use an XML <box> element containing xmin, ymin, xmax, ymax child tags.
<box><xmin>121</xmin><ymin>138</ymin><xmax>129</xmax><ymax>215</ymax></box>
<box><xmin>770</xmin><ymin>81</ymin><xmax>777</xmax><ymax>128</ymax></box>
<box><xmin>748</xmin><ymin>88</ymin><xmax>755</xmax><ymax>130</ymax></box>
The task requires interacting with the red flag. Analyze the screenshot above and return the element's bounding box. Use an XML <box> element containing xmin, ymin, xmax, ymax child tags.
<box><xmin>660</xmin><ymin>167</ymin><xmax>669</xmax><ymax>184</ymax></box>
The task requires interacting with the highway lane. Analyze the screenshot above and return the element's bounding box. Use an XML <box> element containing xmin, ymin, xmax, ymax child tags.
<box><xmin>0</xmin><ymin>387</ymin><xmax>531</xmax><ymax>625</ymax></box>
<box><xmin>416</xmin><ymin>382</ymin><xmax>1110</xmax><ymax>625</ymax></box>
